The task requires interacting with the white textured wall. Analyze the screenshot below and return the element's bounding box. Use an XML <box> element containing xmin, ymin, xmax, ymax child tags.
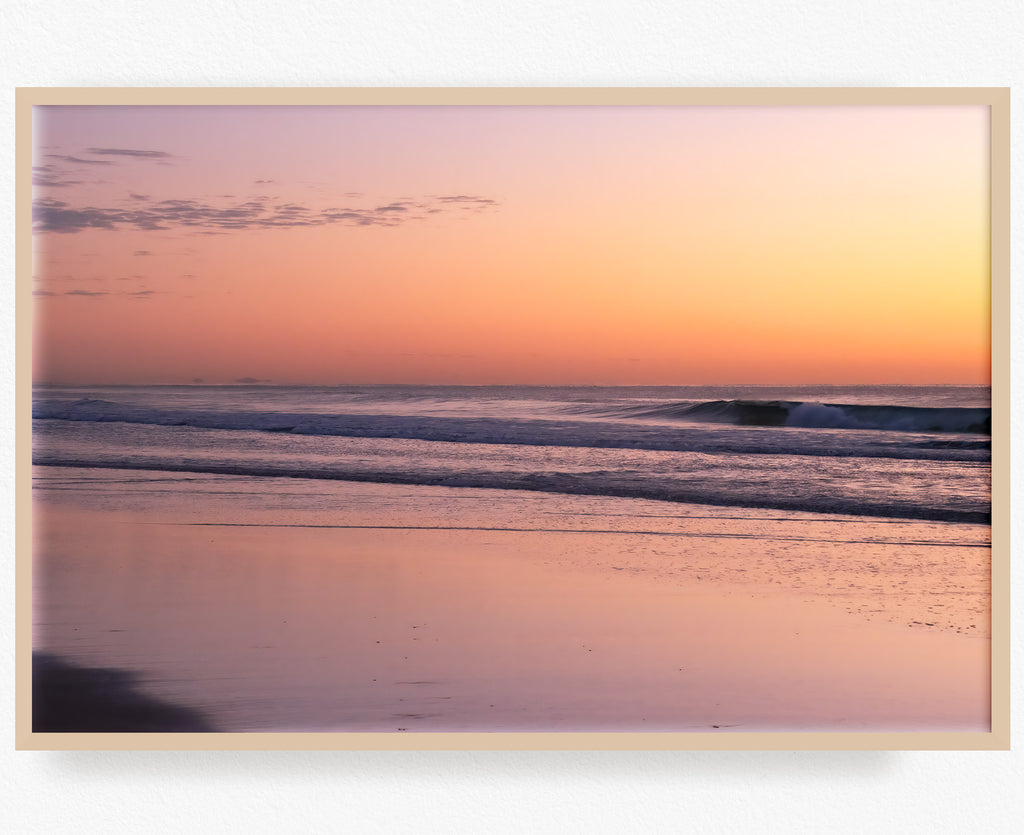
<box><xmin>3</xmin><ymin>2</ymin><xmax>1021</xmax><ymax>832</ymax></box>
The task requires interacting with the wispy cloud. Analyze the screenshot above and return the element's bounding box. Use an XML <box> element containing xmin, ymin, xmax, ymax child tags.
<box><xmin>33</xmin><ymin>193</ymin><xmax>500</xmax><ymax>235</ymax></box>
<box><xmin>435</xmin><ymin>195</ymin><xmax>498</xmax><ymax>206</ymax></box>
<box><xmin>86</xmin><ymin>147</ymin><xmax>172</xmax><ymax>158</ymax></box>
<box><xmin>34</xmin><ymin>288</ymin><xmax>160</xmax><ymax>300</ymax></box>
<box><xmin>33</xmin><ymin>200</ymin><xmax>123</xmax><ymax>231</ymax></box>
<box><xmin>32</xmin><ymin>165</ymin><xmax>82</xmax><ymax>188</ymax></box>
<box><xmin>46</xmin><ymin>154</ymin><xmax>114</xmax><ymax>166</ymax></box>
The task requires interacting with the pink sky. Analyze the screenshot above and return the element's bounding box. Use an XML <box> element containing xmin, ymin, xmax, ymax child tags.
<box><xmin>32</xmin><ymin>105</ymin><xmax>990</xmax><ymax>385</ymax></box>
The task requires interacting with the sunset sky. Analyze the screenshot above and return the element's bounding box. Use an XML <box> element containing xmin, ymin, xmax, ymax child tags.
<box><xmin>31</xmin><ymin>104</ymin><xmax>990</xmax><ymax>385</ymax></box>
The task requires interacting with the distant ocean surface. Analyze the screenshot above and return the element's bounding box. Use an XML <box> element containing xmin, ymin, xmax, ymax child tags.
<box><xmin>32</xmin><ymin>384</ymin><xmax>991</xmax><ymax>524</ymax></box>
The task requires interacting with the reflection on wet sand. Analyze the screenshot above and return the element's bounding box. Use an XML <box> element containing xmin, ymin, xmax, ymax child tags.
<box><xmin>31</xmin><ymin>477</ymin><xmax>990</xmax><ymax>733</ymax></box>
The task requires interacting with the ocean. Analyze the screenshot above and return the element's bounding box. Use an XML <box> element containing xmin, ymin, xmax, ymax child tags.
<box><xmin>32</xmin><ymin>383</ymin><xmax>991</xmax><ymax>524</ymax></box>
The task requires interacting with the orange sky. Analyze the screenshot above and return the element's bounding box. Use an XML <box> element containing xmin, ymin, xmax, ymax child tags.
<box><xmin>32</xmin><ymin>105</ymin><xmax>990</xmax><ymax>385</ymax></box>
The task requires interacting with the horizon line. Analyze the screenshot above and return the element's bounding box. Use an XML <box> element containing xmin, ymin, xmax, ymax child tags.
<box><xmin>31</xmin><ymin>380</ymin><xmax>992</xmax><ymax>388</ymax></box>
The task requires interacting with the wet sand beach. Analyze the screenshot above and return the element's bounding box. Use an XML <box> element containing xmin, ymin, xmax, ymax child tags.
<box><xmin>31</xmin><ymin>468</ymin><xmax>990</xmax><ymax>733</ymax></box>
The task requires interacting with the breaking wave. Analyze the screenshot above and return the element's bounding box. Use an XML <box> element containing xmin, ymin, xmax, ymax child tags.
<box><xmin>613</xmin><ymin>399</ymin><xmax>991</xmax><ymax>434</ymax></box>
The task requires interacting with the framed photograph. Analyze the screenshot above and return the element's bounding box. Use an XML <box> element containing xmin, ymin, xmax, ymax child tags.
<box><xmin>16</xmin><ymin>88</ymin><xmax>1009</xmax><ymax>750</ymax></box>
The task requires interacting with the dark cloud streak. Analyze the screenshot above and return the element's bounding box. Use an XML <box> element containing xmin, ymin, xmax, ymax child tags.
<box><xmin>34</xmin><ymin>289</ymin><xmax>161</xmax><ymax>299</ymax></box>
<box><xmin>435</xmin><ymin>195</ymin><xmax>497</xmax><ymax>205</ymax></box>
<box><xmin>46</xmin><ymin>155</ymin><xmax>114</xmax><ymax>166</ymax></box>
<box><xmin>33</xmin><ymin>193</ymin><xmax>500</xmax><ymax>235</ymax></box>
<box><xmin>86</xmin><ymin>148</ymin><xmax>172</xmax><ymax>158</ymax></box>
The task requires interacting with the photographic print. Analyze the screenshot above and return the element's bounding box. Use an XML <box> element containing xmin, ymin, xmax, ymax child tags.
<box><xmin>20</xmin><ymin>89</ymin><xmax>1006</xmax><ymax>748</ymax></box>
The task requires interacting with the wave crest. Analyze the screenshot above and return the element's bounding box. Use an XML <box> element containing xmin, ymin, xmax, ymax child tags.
<box><xmin>623</xmin><ymin>399</ymin><xmax>990</xmax><ymax>434</ymax></box>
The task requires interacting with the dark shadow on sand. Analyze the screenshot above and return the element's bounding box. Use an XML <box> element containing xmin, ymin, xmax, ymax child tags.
<box><xmin>33</xmin><ymin>653</ymin><xmax>216</xmax><ymax>732</ymax></box>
